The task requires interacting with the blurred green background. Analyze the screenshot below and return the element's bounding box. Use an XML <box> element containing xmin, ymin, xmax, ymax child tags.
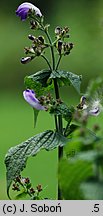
<box><xmin>1</xmin><ymin>0</ymin><xmax>103</xmax><ymax>199</ymax></box>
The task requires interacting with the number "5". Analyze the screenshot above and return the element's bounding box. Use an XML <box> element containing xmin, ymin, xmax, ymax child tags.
<box><xmin>94</xmin><ymin>204</ymin><xmax>99</xmax><ymax>212</ymax></box>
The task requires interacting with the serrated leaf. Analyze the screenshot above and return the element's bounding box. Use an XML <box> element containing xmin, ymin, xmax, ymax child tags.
<box><xmin>5</xmin><ymin>130</ymin><xmax>67</xmax><ymax>198</ymax></box>
<box><xmin>28</xmin><ymin>69</ymin><xmax>51</xmax><ymax>86</ymax></box>
<box><xmin>24</xmin><ymin>69</ymin><xmax>53</xmax><ymax>96</ymax></box>
<box><xmin>59</xmin><ymin>158</ymin><xmax>93</xmax><ymax>199</ymax></box>
<box><xmin>68</xmin><ymin>72</ymin><xmax>82</xmax><ymax>93</ymax></box>
<box><xmin>50</xmin><ymin>102</ymin><xmax>74</xmax><ymax>122</ymax></box>
<box><xmin>50</xmin><ymin>70</ymin><xmax>82</xmax><ymax>93</ymax></box>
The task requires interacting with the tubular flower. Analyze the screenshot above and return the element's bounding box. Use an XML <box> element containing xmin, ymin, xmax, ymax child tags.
<box><xmin>16</xmin><ymin>2</ymin><xmax>42</xmax><ymax>21</ymax></box>
<box><xmin>23</xmin><ymin>89</ymin><xmax>45</xmax><ymax>110</ymax></box>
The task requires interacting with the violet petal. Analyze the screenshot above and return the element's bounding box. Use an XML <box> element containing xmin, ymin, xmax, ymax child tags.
<box><xmin>23</xmin><ymin>89</ymin><xmax>45</xmax><ymax>110</ymax></box>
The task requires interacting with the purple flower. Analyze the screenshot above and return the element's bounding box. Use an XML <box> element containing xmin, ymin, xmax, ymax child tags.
<box><xmin>23</xmin><ymin>89</ymin><xmax>45</xmax><ymax>110</ymax></box>
<box><xmin>88</xmin><ymin>100</ymin><xmax>102</xmax><ymax>116</ymax></box>
<box><xmin>21</xmin><ymin>56</ymin><xmax>33</xmax><ymax>64</ymax></box>
<box><xmin>89</xmin><ymin>107</ymin><xmax>100</xmax><ymax>116</ymax></box>
<box><xmin>82</xmin><ymin>99</ymin><xmax>103</xmax><ymax>116</ymax></box>
<box><xmin>16</xmin><ymin>2</ymin><xmax>42</xmax><ymax>21</ymax></box>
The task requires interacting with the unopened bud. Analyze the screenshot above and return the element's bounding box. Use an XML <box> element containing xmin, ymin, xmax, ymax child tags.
<box><xmin>30</xmin><ymin>20</ymin><xmax>38</xmax><ymax>29</ymax></box>
<box><xmin>28</xmin><ymin>34</ymin><xmax>35</xmax><ymax>41</ymax></box>
<box><xmin>30</xmin><ymin>187</ymin><xmax>35</xmax><ymax>194</ymax></box>
<box><xmin>21</xmin><ymin>56</ymin><xmax>34</xmax><ymax>64</ymax></box>
<box><xmin>64</xmin><ymin>26</ymin><xmax>69</xmax><ymax>33</ymax></box>
<box><xmin>12</xmin><ymin>183</ymin><xmax>20</xmax><ymax>191</ymax></box>
<box><xmin>37</xmin><ymin>184</ymin><xmax>42</xmax><ymax>192</ymax></box>
<box><xmin>24</xmin><ymin>177</ymin><xmax>30</xmax><ymax>184</ymax></box>
<box><xmin>55</xmin><ymin>26</ymin><xmax>62</xmax><ymax>35</ymax></box>
<box><xmin>69</xmin><ymin>42</ymin><xmax>74</xmax><ymax>50</ymax></box>
<box><xmin>57</xmin><ymin>40</ymin><xmax>63</xmax><ymax>54</ymax></box>
<box><xmin>38</xmin><ymin>36</ymin><xmax>44</xmax><ymax>44</ymax></box>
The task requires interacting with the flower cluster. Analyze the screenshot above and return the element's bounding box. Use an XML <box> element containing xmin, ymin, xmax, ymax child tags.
<box><xmin>54</xmin><ymin>26</ymin><xmax>74</xmax><ymax>56</ymax></box>
<box><xmin>21</xmin><ymin>35</ymin><xmax>48</xmax><ymax>64</ymax></box>
<box><xmin>12</xmin><ymin>175</ymin><xmax>43</xmax><ymax>199</ymax></box>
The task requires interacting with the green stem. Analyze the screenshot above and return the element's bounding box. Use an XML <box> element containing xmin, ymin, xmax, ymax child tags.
<box><xmin>56</xmin><ymin>55</ymin><xmax>62</xmax><ymax>70</ymax></box>
<box><xmin>44</xmin><ymin>30</ymin><xmax>55</xmax><ymax>70</ymax></box>
<box><xmin>40</xmin><ymin>20</ymin><xmax>63</xmax><ymax>199</ymax></box>
<box><xmin>44</xmin><ymin>29</ymin><xmax>63</xmax><ymax>200</ymax></box>
<box><xmin>41</xmin><ymin>54</ymin><xmax>52</xmax><ymax>70</ymax></box>
<box><xmin>53</xmin><ymin>80</ymin><xmax>63</xmax><ymax>200</ymax></box>
<box><xmin>54</xmin><ymin>115</ymin><xmax>58</xmax><ymax>131</ymax></box>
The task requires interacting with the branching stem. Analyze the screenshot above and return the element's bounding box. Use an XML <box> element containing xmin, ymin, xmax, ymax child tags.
<box><xmin>41</xmin><ymin>54</ymin><xmax>52</xmax><ymax>70</ymax></box>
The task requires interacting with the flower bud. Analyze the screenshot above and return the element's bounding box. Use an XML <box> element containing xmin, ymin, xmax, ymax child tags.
<box><xmin>36</xmin><ymin>184</ymin><xmax>42</xmax><ymax>192</ymax></box>
<box><xmin>28</xmin><ymin>35</ymin><xmax>36</xmax><ymax>41</ymax></box>
<box><xmin>30</xmin><ymin>20</ymin><xmax>38</xmax><ymax>29</ymax></box>
<box><xmin>64</xmin><ymin>26</ymin><xmax>69</xmax><ymax>33</ymax></box>
<box><xmin>57</xmin><ymin>40</ymin><xmax>63</xmax><ymax>54</ymax></box>
<box><xmin>12</xmin><ymin>183</ymin><xmax>20</xmax><ymax>191</ymax></box>
<box><xmin>55</xmin><ymin>26</ymin><xmax>62</xmax><ymax>35</ymax></box>
<box><xmin>30</xmin><ymin>188</ymin><xmax>35</xmax><ymax>194</ymax></box>
<box><xmin>38</xmin><ymin>36</ymin><xmax>45</xmax><ymax>44</ymax></box>
<box><xmin>21</xmin><ymin>56</ymin><xmax>33</xmax><ymax>64</ymax></box>
<box><xmin>69</xmin><ymin>42</ymin><xmax>74</xmax><ymax>50</ymax></box>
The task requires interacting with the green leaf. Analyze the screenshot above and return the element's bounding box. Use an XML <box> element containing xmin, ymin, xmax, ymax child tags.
<box><xmin>28</xmin><ymin>70</ymin><xmax>51</xmax><ymax>86</ymax></box>
<box><xmin>81</xmin><ymin>181</ymin><xmax>103</xmax><ymax>200</ymax></box>
<box><xmin>50</xmin><ymin>102</ymin><xmax>74</xmax><ymax>122</ymax></box>
<box><xmin>50</xmin><ymin>70</ymin><xmax>82</xmax><ymax>93</ymax></box>
<box><xmin>68</xmin><ymin>72</ymin><xmax>82</xmax><ymax>93</ymax></box>
<box><xmin>5</xmin><ymin>130</ymin><xmax>67</xmax><ymax>198</ymax></box>
<box><xmin>64</xmin><ymin>124</ymin><xmax>79</xmax><ymax>137</ymax></box>
<box><xmin>59</xmin><ymin>158</ymin><xmax>93</xmax><ymax>199</ymax></box>
<box><xmin>15</xmin><ymin>191</ymin><xmax>27</xmax><ymax>200</ymax></box>
<box><xmin>24</xmin><ymin>69</ymin><xmax>53</xmax><ymax>96</ymax></box>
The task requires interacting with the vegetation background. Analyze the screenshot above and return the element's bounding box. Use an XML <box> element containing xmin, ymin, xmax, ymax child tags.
<box><xmin>1</xmin><ymin>0</ymin><xmax>103</xmax><ymax>199</ymax></box>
